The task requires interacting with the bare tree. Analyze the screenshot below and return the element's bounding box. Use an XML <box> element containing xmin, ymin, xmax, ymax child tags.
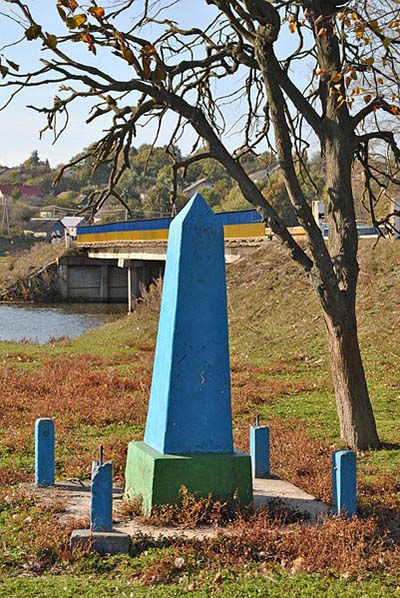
<box><xmin>2</xmin><ymin>0</ymin><xmax>400</xmax><ymax>448</ymax></box>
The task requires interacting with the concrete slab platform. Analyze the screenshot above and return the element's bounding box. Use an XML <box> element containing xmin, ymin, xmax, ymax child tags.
<box><xmin>253</xmin><ymin>476</ymin><xmax>330</xmax><ymax>521</ymax></box>
<box><xmin>30</xmin><ymin>474</ymin><xmax>330</xmax><ymax>543</ymax></box>
<box><xmin>70</xmin><ymin>529</ymin><xmax>130</xmax><ymax>555</ymax></box>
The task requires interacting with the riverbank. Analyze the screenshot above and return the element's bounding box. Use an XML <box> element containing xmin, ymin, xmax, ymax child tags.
<box><xmin>0</xmin><ymin>239</ymin><xmax>399</xmax><ymax>595</ymax></box>
<box><xmin>0</xmin><ymin>242</ymin><xmax>69</xmax><ymax>303</ymax></box>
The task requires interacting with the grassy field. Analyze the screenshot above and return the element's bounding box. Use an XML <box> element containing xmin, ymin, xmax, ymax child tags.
<box><xmin>0</xmin><ymin>239</ymin><xmax>399</xmax><ymax>596</ymax></box>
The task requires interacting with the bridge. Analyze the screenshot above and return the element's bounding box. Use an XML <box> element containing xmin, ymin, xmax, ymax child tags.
<box><xmin>61</xmin><ymin>203</ymin><xmax>382</xmax><ymax>310</ymax></box>
<box><xmin>61</xmin><ymin>207</ymin><xmax>265</xmax><ymax>310</ymax></box>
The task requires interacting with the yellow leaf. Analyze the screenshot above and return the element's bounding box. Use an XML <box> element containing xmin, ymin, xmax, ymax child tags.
<box><xmin>289</xmin><ymin>21</ymin><xmax>297</xmax><ymax>34</ymax></box>
<box><xmin>383</xmin><ymin>37</ymin><xmax>392</xmax><ymax>49</ymax></box>
<box><xmin>332</xmin><ymin>72</ymin><xmax>342</xmax><ymax>83</ymax></box>
<box><xmin>66</xmin><ymin>14</ymin><xmax>87</xmax><ymax>29</ymax></box>
<box><xmin>81</xmin><ymin>32</ymin><xmax>95</xmax><ymax>45</ymax></box>
<box><xmin>377</xmin><ymin>77</ymin><xmax>384</xmax><ymax>85</ymax></box>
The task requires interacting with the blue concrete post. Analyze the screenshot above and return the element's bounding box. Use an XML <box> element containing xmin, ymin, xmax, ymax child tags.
<box><xmin>332</xmin><ymin>450</ymin><xmax>357</xmax><ymax>517</ymax></box>
<box><xmin>35</xmin><ymin>418</ymin><xmax>55</xmax><ymax>487</ymax></box>
<box><xmin>250</xmin><ymin>424</ymin><xmax>270</xmax><ymax>478</ymax></box>
<box><xmin>90</xmin><ymin>460</ymin><xmax>113</xmax><ymax>532</ymax></box>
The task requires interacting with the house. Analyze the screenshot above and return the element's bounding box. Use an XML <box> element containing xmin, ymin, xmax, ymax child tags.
<box><xmin>182</xmin><ymin>178</ymin><xmax>213</xmax><ymax>197</ymax></box>
<box><xmin>0</xmin><ymin>184</ymin><xmax>44</xmax><ymax>205</ymax></box>
<box><xmin>24</xmin><ymin>218</ymin><xmax>63</xmax><ymax>242</ymax></box>
<box><xmin>38</xmin><ymin>206</ymin><xmax>67</xmax><ymax>220</ymax></box>
<box><xmin>60</xmin><ymin>216</ymin><xmax>86</xmax><ymax>240</ymax></box>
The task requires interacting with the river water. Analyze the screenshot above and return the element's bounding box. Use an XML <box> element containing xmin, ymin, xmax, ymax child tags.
<box><xmin>0</xmin><ymin>303</ymin><xmax>126</xmax><ymax>344</ymax></box>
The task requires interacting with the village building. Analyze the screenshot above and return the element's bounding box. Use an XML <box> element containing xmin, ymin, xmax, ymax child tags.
<box><xmin>0</xmin><ymin>184</ymin><xmax>44</xmax><ymax>206</ymax></box>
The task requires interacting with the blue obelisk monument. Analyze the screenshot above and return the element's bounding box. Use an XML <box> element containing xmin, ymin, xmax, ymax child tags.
<box><xmin>125</xmin><ymin>194</ymin><xmax>252</xmax><ymax>514</ymax></box>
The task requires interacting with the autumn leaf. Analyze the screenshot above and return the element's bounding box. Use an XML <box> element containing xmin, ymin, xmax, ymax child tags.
<box><xmin>59</xmin><ymin>0</ymin><xmax>79</xmax><ymax>11</ymax></box>
<box><xmin>66</xmin><ymin>14</ymin><xmax>87</xmax><ymax>29</ymax></box>
<box><xmin>6</xmin><ymin>59</ymin><xmax>19</xmax><ymax>71</ymax></box>
<box><xmin>318</xmin><ymin>27</ymin><xmax>327</xmax><ymax>37</ymax></box>
<box><xmin>152</xmin><ymin>58</ymin><xmax>167</xmax><ymax>84</ymax></box>
<box><xmin>289</xmin><ymin>21</ymin><xmax>297</xmax><ymax>34</ymax></box>
<box><xmin>81</xmin><ymin>32</ymin><xmax>96</xmax><ymax>54</ymax></box>
<box><xmin>25</xmin><ymin>23</ymin><xmax>42</xmax><ymax>40</ymax></box>
<box><xmin>140</xmin><ymin>43</ymin><xmax>157</xmax><ymax>57</ymax></box>
<box><xmin>142</xmin><ymin>55</ymin><xmax>151</xmax><ymax>79</ymax></box>
<box><xmin>82</xmin><ymin>32</ymin><xmax>95</xmax><ymax>45</ymax></box>
<box><xmin>88</xmin><ymin>6</ymin><xmax>105</xmax><ymax>22</ymax></box>
<box><xmin>364</xmin><ymin>94</ymin><xmax>372</xmax><ymax>104</ymax></box>
<box><xmin>391</xmin><ymin>106</ymin><xmax>399</xmax><ymax>115</ymax></box>
<box><xmin>45</xmin><ymin>34</ymin><xmax>58</xmax><ymax>50</ymax></box>
<box><xmin>57</xmin><ymin>5</ymin><xmax>67</xmax><ymax>21</ymax></box>
<box><xmin>121</xmin><ymin>45</ymin><xmax>135</xmax><ymax>65</ymax></box>
<box><xmin>336</xmin><ymin>95</ymin><xmax>346</xmax><ymax>108</ymax></box>
<box><xmin>0</xmin><ymin>64</ymin><xmax>9</xmax><ymax>79</ymax></box>
<box><xmin>332</xmin><ymin>72</ymin><xmax>342</xmax><ymax>83</ymax></box>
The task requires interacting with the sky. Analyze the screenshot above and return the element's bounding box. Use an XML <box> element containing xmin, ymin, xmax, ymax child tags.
<box><xmin>0</xmin><ymin>1</ymin><xmax>300</xmax><ymax>169</ymax></box>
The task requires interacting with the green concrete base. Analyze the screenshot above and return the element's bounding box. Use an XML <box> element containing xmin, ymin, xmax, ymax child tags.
<box><xmin>124</xmin><ymin>441</ymin><xmax>253</xmax><ymax>515</ymax></box>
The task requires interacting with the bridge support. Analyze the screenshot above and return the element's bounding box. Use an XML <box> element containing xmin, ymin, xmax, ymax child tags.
<box><xmin>57</xmin><ymin>255</ymin><xmax>163</xmax><ymax>307</ymax></box>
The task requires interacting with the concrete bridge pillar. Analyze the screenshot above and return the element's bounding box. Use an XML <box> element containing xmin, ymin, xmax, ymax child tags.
<box><xmin>127</xmin><ymin>265</ymin><xmax>139</xmax><ymax>313</ymax></box>
<box><xmin>100</xmin><ymin>265</ymin><xmax>109</xmax><ymax>302</ymax></box>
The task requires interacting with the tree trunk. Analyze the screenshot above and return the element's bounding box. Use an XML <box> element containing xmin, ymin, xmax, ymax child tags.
<box><xmin>323</xmin><ymin>302</ymin><xmax>380</xmax><ymax>450</ymax></box>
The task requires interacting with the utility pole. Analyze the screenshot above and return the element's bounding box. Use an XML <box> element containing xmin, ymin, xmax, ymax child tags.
<box><xmin>1</xmin><ymin>193</ymin><xmax>10</xmax><ymax>236</ymax></box>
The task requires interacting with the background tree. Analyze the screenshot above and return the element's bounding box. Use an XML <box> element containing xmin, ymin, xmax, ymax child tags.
<box><xmin>2</xmin><ymin>0</ymin><xmax>400</xmax><ymax>448</ymax></box>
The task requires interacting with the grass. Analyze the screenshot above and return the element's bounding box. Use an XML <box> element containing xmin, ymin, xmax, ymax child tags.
<box><xmin>0</xmin><ymin>238</ymin><xmax>399</xmax><ymax>594</ymax></box>
<box><xmin>1</xmin><ymin>570</ymin><xmax>400</xmax><ymax>597</ymax></box>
